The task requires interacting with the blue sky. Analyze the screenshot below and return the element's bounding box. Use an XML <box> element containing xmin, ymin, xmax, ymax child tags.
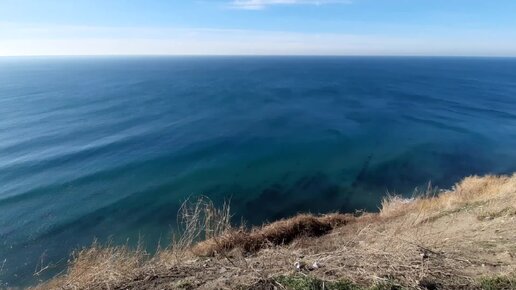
<box><xmin>1</xmin><ymin>0</ymin><xmax>516</xmax><ymax>56</ymax></box>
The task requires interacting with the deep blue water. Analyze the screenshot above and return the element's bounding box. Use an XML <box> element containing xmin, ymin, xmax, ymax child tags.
<box><xmin>1</xmin><ymin>56</ymin><xmax>516</xmax><ymax>286</ymax></box>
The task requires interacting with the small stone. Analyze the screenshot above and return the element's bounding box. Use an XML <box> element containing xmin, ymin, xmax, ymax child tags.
<box><xmin>420</xmin><ymin>252</ymin><xmax>429</xmax><ymax>259</ymax></box>
<box><xmin>294</xmin><ymin>261</ymin><xmax>306</xmax><ymax>270</ymax></box>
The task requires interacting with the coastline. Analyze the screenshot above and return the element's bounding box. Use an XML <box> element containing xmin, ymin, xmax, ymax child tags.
<box><xmin>33</xmin><ymin>174</ymin><xmax>516</xmax><ymax>289</ymax></box>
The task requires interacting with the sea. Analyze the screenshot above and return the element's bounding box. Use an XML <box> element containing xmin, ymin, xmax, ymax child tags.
<box><xmin>1</xmin><ymin>56</ymin><xmax>515</xmax><ymax>286</ymax></box>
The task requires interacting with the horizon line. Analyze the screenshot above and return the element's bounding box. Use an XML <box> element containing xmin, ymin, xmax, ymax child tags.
<box><xmin>1</xmin><ymin>54</ymin><xmax>516</xmax><ymax>58</ymax></box>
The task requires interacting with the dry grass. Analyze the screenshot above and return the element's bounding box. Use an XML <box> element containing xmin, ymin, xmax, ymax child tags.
<box><xmin>38</xmin><ymin>241</ymin><xmax>147</xmax><ymax>290</ymax></box>
<box><xmin>177</xmin><ymin>196</ymin><xmax>232</xmax><ymax>245</ymax></box>
<box><xmin>171</xmin><ymin>196</ymin><xmax>233</xmax><ymax>258</ymax></box>
<box><xmin>33</xmin><ymin>174</ymin><xmax>516</xmax><ymax>290</ymax></box>
<box><xmin>192</xmin><ymin>213</ymin><xmax>355</xmax><ymax>256</ymax></box>
<box><xmin>379</xmin><ymin>173</ymin><xmax>516</xmax><ymax>222</ymax></box>
<box><xmin>34</xmin><ymin>196</ymin><xmax>233</xmax><ymax>290</ymax></box>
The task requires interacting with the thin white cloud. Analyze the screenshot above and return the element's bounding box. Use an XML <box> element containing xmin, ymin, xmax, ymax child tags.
<box><xmin>229</xmin><ymin>0</ymin><xmax>351</xmax><ymax>10</ymax></box>
<box><xmin>1</xmin><ymin>23</ymin><xmax>515</xmax><ymax>56</ymax></box>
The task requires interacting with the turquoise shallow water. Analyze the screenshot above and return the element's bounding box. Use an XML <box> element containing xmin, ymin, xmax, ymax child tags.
<box><xmin>1</xmin><ymin>56</ymin><xmax>516</xmax><ymax>286</ymax></box>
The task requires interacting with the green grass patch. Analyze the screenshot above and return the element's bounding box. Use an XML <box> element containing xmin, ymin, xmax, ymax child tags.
<box><xmin>275</xmin><ymin>275</ymin><xmax>358</xmax><ymax>290</ymax></box>
<box><xmin>273</xmin><ymin>275</ymin><xmax>404</xmax><ymax>290</ymax></box>
<box><xmin>479</xmin><ymin>276</ymin><xmax>516</xmax><ymax>290</ymax></box>
<box><xmin>477</xmin><ymin>207</ymin><xmax>516</xmax><ymax>221</ymax></box>
<box><xmin>421</xmin><ymin>201</ymin><xmax>487</xmax><ymax>224</ymax></box>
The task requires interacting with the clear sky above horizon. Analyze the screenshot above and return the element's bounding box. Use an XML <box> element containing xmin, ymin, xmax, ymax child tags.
<box><xmin>1</xmin><ymin>0</ymin><xmax>516</xmax><ymax>56</ymax></box>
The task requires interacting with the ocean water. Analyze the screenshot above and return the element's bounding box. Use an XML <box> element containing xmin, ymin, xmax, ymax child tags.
<box><xmin>1</xmin><ymin>56</ymin><xmax>516</xmax><ymax>286</ymax></box>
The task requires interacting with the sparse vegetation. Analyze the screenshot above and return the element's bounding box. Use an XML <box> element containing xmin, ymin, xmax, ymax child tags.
<box><xmin>33</xmin><ymin>174</ymin><xmax>516</xmax><ymax>290</ymax></box>
<box><xmin>477</xmin><ymin>207</ymin><xmax>516</xmax><ymax>221</ymax></box>
<box><xmin>248</xmin><ymin>275</ymin><xmax>404</xmax><ymax>290</ymax></box>
<box><xmin>479</xmin><ymin>276</ymin><xmax>516</xmax><ymax>290</ymax></box>
<box><xmin>274</xmin><ymin>275</ymin><xmax>362</xmax><ymax>290</ymax></box>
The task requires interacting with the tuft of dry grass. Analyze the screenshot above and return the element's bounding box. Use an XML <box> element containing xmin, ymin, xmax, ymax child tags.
<box><xmin>192</xmin><ymin>213</ymin><xmax>355</xmax><ymax>256</ymax></box>
<box><xmin>379</xmin><ymin>173</ymin><xmax>516</xmax><ymax>222</ymax></box>
<box><xmin>151</xmin><ymin>196</ymin><xmax>234</xmax><ymax>268</ymax></box>
<box><xmin>173</xmin><ymin>196</ymin><xmax>233</xmax><ymax>254</ymax></box>
<box><xmin>35</xmin><ymin>196</ymin><xmax>233</xmax><ymax>290</ymax></box>
<box><xmin>37</xmin><ymin>241</ymin><xmax>147</xmax><ymax>290</ymax></box>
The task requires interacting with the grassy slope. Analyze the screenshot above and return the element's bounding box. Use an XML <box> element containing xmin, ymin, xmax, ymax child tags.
<box><xmin>34</xmin><ymin>174</ymin><xmax>516</xmax><ymax>290</ymax></box>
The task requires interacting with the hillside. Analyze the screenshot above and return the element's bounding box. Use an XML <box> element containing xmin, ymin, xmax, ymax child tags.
<box><xmin>35</xmin><ymin>174</ymin><xmax>516</xmax><ymax>290</ymax></box>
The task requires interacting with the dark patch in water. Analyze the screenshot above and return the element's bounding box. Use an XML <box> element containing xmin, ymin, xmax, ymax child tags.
<box><xmin>352</xmin><ymin>154</ymin><xmax>373</xmax><ymax>188</ymax></box>
<box><xmin>403</xmin><ymin>115</ymin><xmax>471</xmax><ymax>134</ymax></box>
<box><xmin>321</xmin><ymin>185</ymin><xmax>340</xmax><ymax>200</ymax></box>
<box><xmin>243</xmin><ymin>172</ymin><xmax>350</xmax><ymax>224</ymax></box>
<box><xmin>353</xmin><ymin>144</ymin><xmax>496</xmax><ymax>194</ymax></box>
<box><xmin>292</xmin><ymin>172</ymin><xmax>329</xmax><ymax>191</ymax></box>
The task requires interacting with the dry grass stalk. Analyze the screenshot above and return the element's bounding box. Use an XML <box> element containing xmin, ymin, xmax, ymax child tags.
<box><xmin>174</xmin><ymin>196</ymin><xmax>232</xmax><ymax>250</ymax></box>
<box><xmin>155</xmin><ymin>196</ymin><xmax>233</xmax><ymax>265</ymax></box>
